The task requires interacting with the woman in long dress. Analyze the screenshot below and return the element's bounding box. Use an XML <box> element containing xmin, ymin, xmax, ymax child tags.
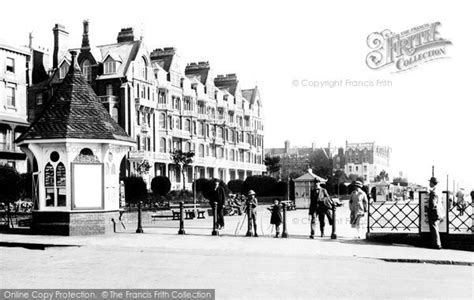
<box><xmin>349</xmin><ymin>181</ymin><xmax>368</xmax><ymax>238</ymax></box>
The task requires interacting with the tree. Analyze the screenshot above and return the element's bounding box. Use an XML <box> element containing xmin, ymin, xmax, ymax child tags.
<box><xmin>151</xmin><ymin>176</ymin><xmax>171</xmax><ymax>196</ymax></box>
<box><xmin>264</xmin><ymin>155</ymin><xmax>281</xmax><ymax>176</ymax></box>
<box><xmin>136</xmin><ymin>160</ymin><xmax>151</xmax><ymax>176</ymax></box>
<box><xmin>309</xmin><ymin>149</ymin><xmax>333</xmax><ymax>179</ymax></box>
<box><xmin>348</xmin><ymin>173</ymin><xmax>364</xmax><ymax>183</ymax></box>
<box><xmin>392</xmin><ymin>177</ymin><xmax>408</xmax><ymax>186</ymax></box>
<box><xmin>0</xmin><ymin>165</ymin><xmax>24</xmax><ymax>228</ymax></box>
<box><xmin>374</xmin><ymin>170</ymin><xmax>389</xmax><ymax>182</ymax></box>
<box><xmin>171</xmin><ymin>150</ymin><xmax>195</xmax><ymax>191</ymax></box>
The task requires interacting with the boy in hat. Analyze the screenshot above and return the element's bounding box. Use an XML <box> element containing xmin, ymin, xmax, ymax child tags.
<box><xmin>428</xmin><ymin>176</ymin><xmax>442</xmax><ymax>249</ymax></box>
<box><xmin>246</xmin><ymin>190</ymin><xmax>259</xmax><ymax>237</ymax></box>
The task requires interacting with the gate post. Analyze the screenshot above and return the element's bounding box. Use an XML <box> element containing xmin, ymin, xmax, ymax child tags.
<box><xmin>282</xmin><ymin>203</ymin><xmax>288</xmax><ymax>238</ymax></box>
<box><xmin>331</xmin><ymin>204</ymin><xmax>337</xmax><ymax>239</ymax></box>
<box><xmin>178</xmin><ymin>201</ymin><xmax>185</xmax><ymax>235</ymax></box>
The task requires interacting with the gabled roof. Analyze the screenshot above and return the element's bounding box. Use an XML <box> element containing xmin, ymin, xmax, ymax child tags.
<box><xmin>154</xmin><ymin>56</ymin><xmax>173</xmax><ymax>72</ymax></box>
<box><xmin>241</xmin><ymin>87</ymin><xmax>260</xmax><ymax>105</ymax></box>
<box><xmin>96</xmin><ymin>40</ymin><xmax>141</xmax><ymax>77</ymax></box>
<box><xmin>16</xmin><ymin>52</ymin><xmax>134</xmax><ymax>144</ymax></box>
<box><xmin>294</xmin><ymin>169</ymin><xmax>327</xmax><ymax>182</ymax></box>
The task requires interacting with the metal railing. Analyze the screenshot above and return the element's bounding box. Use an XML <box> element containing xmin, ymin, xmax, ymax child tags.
<box><xmin>368</xmin><ymin>200</ymin><xmax>420</xmax><ymax>233</ymax></box>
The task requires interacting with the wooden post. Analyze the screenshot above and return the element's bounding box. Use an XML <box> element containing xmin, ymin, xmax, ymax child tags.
<box><xmin>282</xmin><ymin>203</ymin><xmax>288</xmax><ymax>238</ymax></box>
<box><xmin>331</xmin><ymin>204</ymin><xmax>337</xmax><ymax>239</ymax></box>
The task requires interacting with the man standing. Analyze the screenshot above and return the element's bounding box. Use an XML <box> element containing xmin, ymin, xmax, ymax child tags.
<box><xmin>210</xmin><ymin>179</ymin><xmax>226</xmax><ymax>230</ymax></box>
<box><xmin>246</xmin><ymin>190</ymin><xmax>258</xmax><ymax>237</ymax></box>
<box><xmin>309</xmin><ymin>178</ymin><xmax>333</xmax><ymax>238</ymax></box>
<box><xmin>428</xmin><ymin>176</ymin><xmax>442</xmax><ymax>249</ymax></box>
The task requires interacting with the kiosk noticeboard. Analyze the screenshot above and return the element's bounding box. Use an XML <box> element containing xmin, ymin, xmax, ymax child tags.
<box><xmin>419</xmin><ymin>191</ymin><xmax>448</xmax><ymax>233</ymax></box>
<box><xmin>72</xmin><ymin>163</ymin><xmax>104</xmax><ymax>210</ymax></box>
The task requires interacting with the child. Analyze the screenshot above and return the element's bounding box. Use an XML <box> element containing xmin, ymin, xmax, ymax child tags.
<box><xmin>268</xmin><ymin>199</ymin><xmax>283</xmax><ymax>238</ymax></box>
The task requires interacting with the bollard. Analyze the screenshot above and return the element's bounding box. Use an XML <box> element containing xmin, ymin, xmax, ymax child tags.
<box><xmin>331</xmin><ymin>204</ymin><xmax>337</xmax><ymax>239</ymax></box>
<box><xmin>246</xmin><ymin>201</ymin><xmax>252</xmax><ymax>237</ymax></box>
<box><xmin>178</xmin><ymin>201</ymin><xmax>185</xmax><ymax>235</ymax></box>
<box><xmin>282</xmin><ymin>203</ymin><xmax>288</xmax><ymax>238</ymax></box>
<box><xmin>212</xmin><ymin>201</ymin><xmax>219</xmax><ymax>236</ymax></box>
<box><xmin>136</xmin><ymin>201</ymin><xmax>144</xmax><ymax>233</ymax></box>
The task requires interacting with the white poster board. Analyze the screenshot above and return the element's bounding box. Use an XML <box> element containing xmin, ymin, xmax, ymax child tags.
<box><xmin>72</xmin><ymin>163</ymin><xmax>104</xmax><ymax>209</ymax></box>
<box><xmin>419</xmin><ymin>191</ymin><xmax>447</xmax><ymax>233</ymax></box>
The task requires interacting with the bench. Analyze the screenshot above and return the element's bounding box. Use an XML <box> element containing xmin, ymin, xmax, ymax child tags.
<box><xmin>165</xmin><ymin>204</ymin><xmax>206</xmax><ymax>220</ymax></box>
<box><xmin>281</xmin><ymin>200</ymin><xmax>296</xmax><ymax>211</ymax></box>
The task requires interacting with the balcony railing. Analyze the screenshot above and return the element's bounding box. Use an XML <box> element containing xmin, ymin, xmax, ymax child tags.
<box><xmin>99</xmin><ymin>95</ymin><xmax>119</xmax><ymax>104</ymax></box>
<box><xmin>135</xmin><ymin>97</ymin><xmax>156</xmax><ymax>109</ymax></box>
<box><xmin>157</xmin><ymin>102</ymin><xmax>171</xmax><ymax>110</ymax></box>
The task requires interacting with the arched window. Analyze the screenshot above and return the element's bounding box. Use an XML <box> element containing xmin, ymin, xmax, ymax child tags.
<box><xmin>82</xmin><ymin>59</ymin><xmax>91</xmax><ymax>81</ymax></box>
<box><xmin>159</xmin><ymin>113</ymin><xmax>166</xmax><ymax>129</ymax></box>
<box><xmin>184</xmin><ymin>119</ymin><xmax>191</xmax><ymax>132</ymax></box>
<box><xmin>199</xmin><ymin>144</ymin><xmax>204</xmax><ymax>157</ymax></box>
<box><xmin>184</xmin><ymin>142</ymin><xmax>191</xmax><ymax>152</ymax></box>
<box><xmin>159</xmin><ymin>138</ymin><xmax>166</xmax><ymax>153</ymax></box>
<box><xmin>175</xmin><ymin>118</ymin><xmax>181</xmax><ymax>130</ymax></box>
<box><xmin>111</xmin><ymin>106</ymin><xmax>119</xmax><ymax>123</ymax></box>
<box><xmin>44</xmin><ymin>152</ymin><xmax>66</xmax><ymax>207</ymax></box>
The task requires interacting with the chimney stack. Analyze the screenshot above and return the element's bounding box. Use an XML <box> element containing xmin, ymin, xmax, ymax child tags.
<box><xmin>117</xmin><ymin>28</ymin><xmax>135</xmax><ymax>43</ymax></box>
<box><xmin>68</xmin><ymin>51</ymin><xmax>77</xmax><ymax>74</ymax></box>
<box><xmin>81</xmin><ymin>20</ymin><xmax>90</xmax><ymax>50</ymax></box>
<box><xmin>52</xmin><ymin>24</ymin><xmax>69</xmax><ymax>69</ymax></box>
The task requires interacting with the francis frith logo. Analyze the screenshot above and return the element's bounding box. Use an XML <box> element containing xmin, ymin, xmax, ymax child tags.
<box><xmin>366</xmin><ymin>22</ymin><xmax>452</xmax><ymax>72</ymax></box>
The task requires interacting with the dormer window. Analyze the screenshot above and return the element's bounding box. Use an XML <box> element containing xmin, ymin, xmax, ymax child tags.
<box><xmin>104</xmin><ymin>60</ymin><xmax>116</xmax><ymax>74</ymax></box>
<box><xmin>59</xmin><ymin>61</ymin><xmax>69</xmax><ymax>79</ymax></box>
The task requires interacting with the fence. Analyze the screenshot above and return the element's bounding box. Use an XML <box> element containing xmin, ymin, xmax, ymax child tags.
<box><xmin>368</xmin><ymin>191</ymin><xmax>473</xmax><ymax>235</ymax></box>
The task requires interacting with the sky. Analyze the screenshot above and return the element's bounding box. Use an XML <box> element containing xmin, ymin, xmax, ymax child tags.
<box><xmin>1</xmin><ymin>0</ymin><xmax>473</xmax><ymax>190</ymax></box>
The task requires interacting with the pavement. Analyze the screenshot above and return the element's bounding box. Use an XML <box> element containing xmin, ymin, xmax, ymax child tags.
<box><xmin>1</xmin><ymin>206</ymin><xmax>473</xmax><ymax>265</ymax></box>
<box><xmin>1</xmin><ymin>207</ymin><xmax>473</xmax><ymax>299</ymax></box>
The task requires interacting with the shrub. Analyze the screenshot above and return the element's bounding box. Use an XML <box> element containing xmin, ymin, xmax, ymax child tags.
<box><xmin>168</xmin><ymin>189</ymin><xmax>194</xmax><ymax>203</ymax></box>
<box><xmin>151</xmin><ymin>176</ymin><xmax>171</xmax><ymax>196</ymax></box>
<box><xmin>193</xmin><ymin>178</ymin><xmax>229</xmax><ymax>201</ymax></box>
<box><xmin>275</xmin><ymin>181</ymin><xmax>288</xmax><ymax>197</ymax></box>
<box><xmin>242</xmin><ymin>176</ymin><xmax>279</xmax><ymax>197</ymax></box>
<box><xmin>123</xmin><ymin>176</ymin><xmax>147</xmax><ymax>204</ymax></box>
<box><xmin>227</xmin><ymin>179</ymin><xmax>244</xmax><ymax>194</ymax></box>
<box><xmin>0</xmin><ymin>165</ymin><xmax>23</xmax><ymax>204</ymax></box>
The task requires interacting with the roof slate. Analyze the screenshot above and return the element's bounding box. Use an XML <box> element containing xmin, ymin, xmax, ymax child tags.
<box><xmin>16</xmin><ymin>55</ymin><xmax>133</xmax><ymax>144</ymax></box>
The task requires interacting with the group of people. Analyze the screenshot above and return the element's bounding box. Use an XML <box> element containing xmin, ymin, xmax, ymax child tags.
<box><xmin>309</xmin><ymin>178</ymin><xmax>367</xmax><ymax>239</ymax></box>
<box><xmin>208</xmin><ymin>179</ymin><xmax>259</xmax><ymax>235</ymax></box>
<box><xmin>209</xmin><ymin>176</ymin><xmax>470</xmax><ymax>247</ymax></box>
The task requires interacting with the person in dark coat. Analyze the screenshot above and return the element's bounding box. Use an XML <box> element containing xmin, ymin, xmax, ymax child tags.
<box><xmin>309</xmin><ymin>178</ymin><xmax>333</xmax><ymax>238</ymax></box>
<box><xmin>428</xmin><ymin>176</ymin><xmax>442</xmax><ymax>249</ymax></box>
<box><xmin>267</xmin><ymin>199</ymin><xmax>283</xmax><ymax>237</ymax></box>
<box><xmin>210</xmin><ymin>179</ymin><xmax>226</xmax><ymax>229</ymax></box>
